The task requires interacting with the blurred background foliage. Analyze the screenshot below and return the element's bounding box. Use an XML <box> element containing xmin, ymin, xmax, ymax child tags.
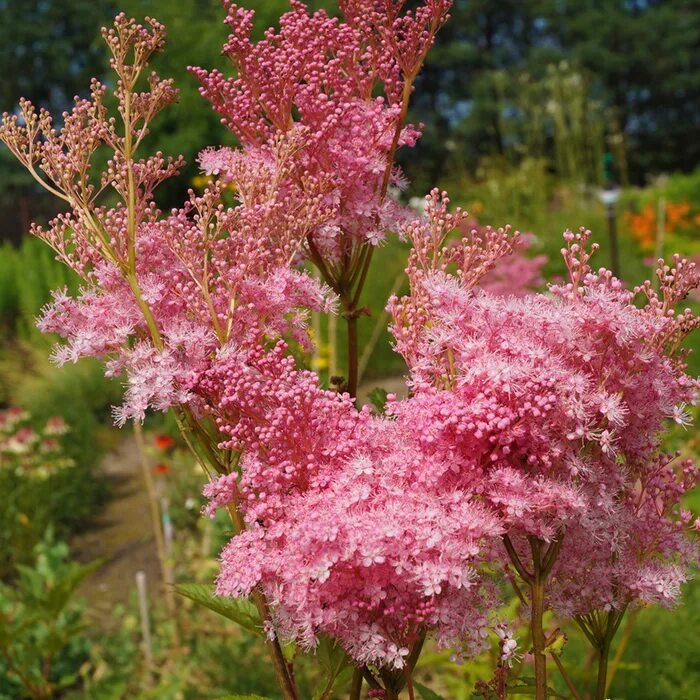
<box><xmin>1</xmin><ymin>1</ymin><xmax>700</xmax><ymax>698</ymax></box>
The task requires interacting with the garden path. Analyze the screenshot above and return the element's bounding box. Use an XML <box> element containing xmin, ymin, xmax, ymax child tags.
<box><xmin>72</xmin><ymin>433</ymin><xmax>161</xmax><ymax>625</ymax></box>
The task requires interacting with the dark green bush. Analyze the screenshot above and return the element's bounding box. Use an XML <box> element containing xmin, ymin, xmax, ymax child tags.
<box><xmin>0</xmin><ymin>533</ymin><xmax>98</xmax><ymax>699</ymax></box>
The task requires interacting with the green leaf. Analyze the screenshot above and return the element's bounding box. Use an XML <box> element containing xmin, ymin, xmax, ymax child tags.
<box><xmin>57</xmin><ymin>671</ymin><xmax>80</xmax><ymax>688</ymax></box>
<box><xmin>415</xmin><ymin>681</ymin><xmax>447</xmax><ymax>700</ymax></box>
<box><xmin>368</xmin><ymin>387</ymin><xmax>389</xmax><ymax>414</ymax></box>
<box><xmin>331</xmin><ymin>666</ymin><xmax>354</xmax><ymax>693</ymax></box>
<box><xmin>281</xmin><ymin>639</ymin><xmax>297</xmax><ymax>663</ymax></box>
<box><xmin>543</xmin><ymin>631</ymin><xmax>568</xmax><ymax>656</ymax></box>
<box><xmin>175</xmin><ymin>583</ymin><xmax>262</xmax><ymax>636</ymax></box>
<box><xmin>316</xmin><ymin>634</ymin><xmax>349</xmax><ymax>676</ymax></box>
<box><xmin>312</xmin><ymin>635</ymin><xmax>351</xmax><ymax>699</ymax></box>
<box><xmin>45</xmin><ymin>559</ymin><xmax>103</xmax><ymax>616</ymax></box>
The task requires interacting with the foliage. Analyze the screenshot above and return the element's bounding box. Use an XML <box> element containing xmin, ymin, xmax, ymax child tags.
<box><xmin>0</xmin><ymin>233</ymin><xmax>121</xmax><ymax>579</ymax></box>
<box><xmin>0</xmin><ymin>236</ymin><xmax>79</xmax><ymax>343</ymax></box>
<box><xmin>74</xmin><ymin>607</ymin><xmax>287</xmax><ymax>699</ymax></box>
<box><xmin>608</xmin><ymin>580</ymin><xmax>700</xmax><ymax>698</ymax></box>
<box><xmin>0</xmin><ymin>344</ymin><xmax>121</xmax><ymax>575</ymax></box>
<box><xmin>623</xmin><ymin>167</ymin><xmax>700</xmax><ymax>256</ymax></box>
<box><xmin>0</xmin><ymin>231</ymin><xmax>120</xmax><ymax>474</ymax></box>
<box><xmin>116</xmin><ymin>0</ymin><xmax>329</xmax><ymax>210</ymax></box>
<box><xmin>405</xmin><ymin>0</ymin><xmax>700</xmax><ymax>191</ymax></box>
<box><xmin>174</xmin><ymin>583</ymin><xmax>262</xmax><ymax>636</ymax></box>
<box><xmin>0</xmin><ymin>81</ymin><xmax>120</xmax><ymax>575</ymax></box>
<box><xmin>0</xmin><ymin>533</ymin><xmax>99</xmax><ymax>699</ymax></box>
<box><xmin>0</xmin><ymin>0</ymin><xmax>116</xmax><ymax>243</ymax></box>
<box><xmin>115</xmin><ymin>0</ymin><xmax>231</xmax><ymax>209</ymax></box>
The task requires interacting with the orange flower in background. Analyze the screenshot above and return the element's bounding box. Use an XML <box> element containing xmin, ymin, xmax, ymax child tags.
<box><xmin>153</xmin><ymin>462</ymin><xmax>171</xmax><ymax>476</ymax></box>
<box><xmin>625</xmin><ymin>199</ymin><xmax>695</xmax><ymax>249</ymax></box>
<box><xmin>666</xmin><ymin>201</ymin><xmax>691</xmax><ymax>230</ymax></box>
<box><xmin>625</xmin><ymin>203</ymin><xmax>655</xmax><ymax>248</ymax></box>
<box><xmin>154</xmin><ymin>434</ymin><xmax>176</xmax><ymax>450</ymax></box>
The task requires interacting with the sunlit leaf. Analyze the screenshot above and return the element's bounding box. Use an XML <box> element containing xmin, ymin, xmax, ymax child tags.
<box><xmin>175</xmin><ymin>583</ymin><xmax>262</xmax><ymax>636</ymax></box>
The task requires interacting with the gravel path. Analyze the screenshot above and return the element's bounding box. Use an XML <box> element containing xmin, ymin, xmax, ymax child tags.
<box><xmin>72</xmin><ymin>433</ymin><xmax>160</xmax><ymax>622</ymax></box>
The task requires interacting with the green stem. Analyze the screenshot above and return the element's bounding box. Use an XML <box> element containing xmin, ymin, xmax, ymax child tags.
<box><xmin>252</xmin><ymin>593</ymin><xmax>298</xmax><ymax>700</ymax></box>
<box><xmin>349</xmin><ymin>668</ymin><xmax>363</xmax><ymax>700</ymax></box>
<box><xmin>594</xmin><ymin>640</ymin><xmax>610</xmax><ymax>700</ymax></box>
<box><xmin>346</xmin><ymin>312</ymin><xmax>359</xmax><ymax>398</ymax></box>
<box><xmin>123</xmin><ymin>86</ymin><xmax>137</xmax><ymax>273</ymax></box>
<box><xmin>550</xmin><ymin>652</ymin><xmax>582</xmax><ymax>700</ymax></box>
<box><xmin>0</xmin><ymin>644</ymin><xmax>46</xmax><ymax>699</ymax></box>
<box><xmin>593</xmin><ymin>609</ymin><xmax>624</xmax><ymax>700</ymax></box>
<box><xmin>523</xmin><ymin>535</ymin><xmax>563</xmax><ymax>700</ymax></box>
<box><xmin>531</xmin><ymin>575</ymin><xmax>547</xmax><ymax>700</ymax></box>
<box><xmin>350</xmin><ymin>246</ymin><xmax>374</xmax><ymax>309</ymax></box>
<box><xmin>404</xmin><ymin>667</ymin><xmax>416</xmax><ymax>700</ymax></box>
<box><xmin>173</xmin><ymin>413</ymin><xmax>298</xmax><ymax>700</ymax></box>
<box><xmin>574</xmin><ymin>617</ymin><xmax>598</xmax><ymax>650</ymax></box>
<box><xmin>502</xmin><ymin>535</ymin><xmax>533</xmax><ymax>583</ymax></box>
<box><xmin>127</xmin><ymin>273</ymin><xmax>164</xmax><ymax>351</ymax></box>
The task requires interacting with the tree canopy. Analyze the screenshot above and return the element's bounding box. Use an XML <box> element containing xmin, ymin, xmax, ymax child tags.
<box><xmin>405</xmin><ymin>0</ymin><xmax>700</xmax><ymax>189</ymax></box>
<box><xmin>1</xmin><ymin>0</ymin><xmax>699</xmax><ymax>240</ymax></box>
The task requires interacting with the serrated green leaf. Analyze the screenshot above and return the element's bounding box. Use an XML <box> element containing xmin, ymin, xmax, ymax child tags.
<box><xmin>415</xmin><ymin>681</ymin><xmax>446</xmax><ymax>700</ymax></box>
<box><xmin>175</xmin><ymin>583</ymin><xmax>262</xmax><ymax>636</ymax></box>
<box><xmin>332</xmin><ymin>666</ymin><xmax>354</xmax><ymax>692</ymax></box>
<box><xmin>316</xmin><ymin>634</ymin><xmax>349</xmax><ymax>676</ymax></box>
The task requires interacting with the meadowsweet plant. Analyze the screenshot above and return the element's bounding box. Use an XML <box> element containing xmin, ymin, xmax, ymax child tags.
<box><xmin>1</xmin><ymin>4</ymin><xmax>698</xmax><ymax>700</ymax></box>
<box><xmin>388</xmin><ymin>203</ymin><xmax>700</xmax><ymax>698</ymax></box>
<box><xmin>192</xmin><ymin>0</ymin><xmax>451</xmax><ymax>396</ymax></box>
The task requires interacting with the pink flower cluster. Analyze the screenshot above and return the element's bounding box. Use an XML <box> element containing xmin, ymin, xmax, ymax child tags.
<box><xmin>197</xmin><ymin>340</ymin><xmax>497</xmax><ymax>665</ymax></box>
<box><xmin>2</xmin><ymin>2</ymin><xmax>699</xmax><ymax>681</ymax></box>
<box><xmin>192</xmin><ymin>0</ymin><xmax>449</xmax><ymax>259</ymax></box>
<box><xmin>37</xmin><ymin>143</ymin><xmax>334</xmax><ymax>425</ymax></box>
<box><xmin>3</xmin><ymin>1</ymin><xmax>451</xmax><ymax>426</ymax></box>
<box><xmin>204</xmin><ymin>384</ymin><xmax>501</xmax><ymax>668</ymax></box>
<box><xmin>389</xmin><ymin>193</ymin><xmax>700</xmax><ymax>615</ymax></box>
<box><xmin>197</xmin><ymin>195</ymin><xmax>698</xmax><ymax>667</ymax></box>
